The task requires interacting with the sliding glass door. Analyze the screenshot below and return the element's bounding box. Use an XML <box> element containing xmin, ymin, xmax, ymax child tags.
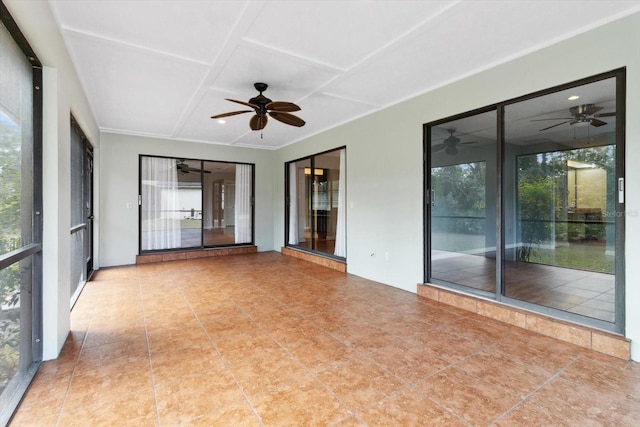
<box><xmin>426</xmin><ymin>69</ymin><xmax>625</xmax><ymax>332</ymax></box>
<box><xmin>70</xmin><ymin>117</ymin><xmax>93</xmax><ymax>304</ymax></box>
<box><xmin>286</xmin><ymin>147</ymin><xmax>346</xmax><ymax>259</ymax></box>
<box><xmin>0</xmin><ymin>6</ymin><xmax>42</xmax><ymax>422</ymax></box>
<box><xmin>139</xmin><ymin>156</ymin><xmax>254</xmax><ymax>252</ymax></box>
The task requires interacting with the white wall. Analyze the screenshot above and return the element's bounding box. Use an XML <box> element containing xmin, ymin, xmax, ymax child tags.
<box><xmin>5</xmin><ymin>0</ymin><xmax>100</xmax><ymax>360</ymax></box>
<box><xmin>274</xmin><ymin>12</ymin><xmax>640</xmax><ymax>360</ymax></box>
<box><xmin>99</xmin><ymin>133</ymin><xmax>274</xmax><ymax>267</ymax></box>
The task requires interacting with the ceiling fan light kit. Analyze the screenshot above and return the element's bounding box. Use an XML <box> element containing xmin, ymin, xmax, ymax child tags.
<box><xmin>211</xmin><ymin>83</ymin><xmax>305</xmax><ymax>131</ymax></box>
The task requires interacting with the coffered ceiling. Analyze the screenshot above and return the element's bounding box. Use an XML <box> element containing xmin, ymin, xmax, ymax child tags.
<box><xmin>48</xmin><ymin>0</ymin><xmax>640</xmax><ymax>149</ymax></box>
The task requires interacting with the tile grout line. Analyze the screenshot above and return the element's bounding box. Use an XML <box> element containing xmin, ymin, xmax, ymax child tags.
<box><xmin>231</xmin><ymin>280</ymin><xmax>365</xmax><ymax>422</ymax></box>
<box><xmin>488</xmin><ymin>355</ymin><xmax>581</xmax><ymax>426</ymax></box>
<box><xmin>54</xmin><ymin>281</ymin><xmax>100</xmax><ymax>427</ymax></box>
<box><xmin>244</xmin><ymin>275</ymin><xmax>478</xmax><ymax>425</ymax></box>
<box><xmin>137</xmin><ymin>266</ymin><xmax>163</xmax><ymax>427</ymax></box>
<box><xmin>180</xmin><ymin>280</ymin><xmax>267</xmax><ymax>427</ymax></box>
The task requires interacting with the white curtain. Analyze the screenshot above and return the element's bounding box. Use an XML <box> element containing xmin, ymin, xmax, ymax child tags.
<box><xmin>288</xmin><ymin>163</ymin><xmax>298</xmax><ymax>245</ymax></box>
<box><xmin>334</xmin><ymin>149</ymin><xmax>346</xmax><ymax>257</ymax></box>
<box><xmin>141</xmin><ymin>157</ymin><xmax>180</xmax><ymax>250</ymax></box>
<box><xmin>297</xmin><ymin>166</ymin><xmax>307</xmax><ymax>242</ymax></box>
<box><xmin>234</xmin><ymin>164</ymin><xmax>252</xmax><ymax>243</ymax></box>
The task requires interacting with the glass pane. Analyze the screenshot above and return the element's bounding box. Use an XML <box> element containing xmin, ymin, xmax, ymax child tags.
<box><xmin>70</xmin><ymin>126</ymin><xmax>84</xmax><ymax>228</ymax></box>
<box><xmin>430</xmin><ymin>110</ymin><xmax>497</xmax><ymax>292</ymax></box>
<box><xmin>0</xmin><ymin>113</ymin><xmax>21</xmax><ymax>254</ymax></box>
<box><xmin>203</xmin><ymin>162</ymin><xmax>239</xmax><ymax>246</ymax></box>
<box><xmin>288</xmin><ymin>158</ymin><xmax>311</xmax><ymax>250</ymax></box>
<box><xmin>70</xmin><ymin>123</ymin><xmax>86</xmax><ymax>299</ymax></box>
<box><xmin>503</xmin><ymin>77</ymin><xmax>616</xmax><ymax>323</ymax></box>
<box><xmin>0</xmin><ymin>256</ymin><xmax>32</xmax><ymax>409</ymax></box>
<box><xmin>313</xmin><ymin>150</ymin><xmax>341</xmax><ymax>256</ymax></box>
<box><xmin>141</xmin><ymin>157</ymin><xmax>182</xmax><ymax>250</ymax></box>
<box><xmin>233</xmin><ymin>163</ymin><xmax>253</xmax><ymax>244</ymax></box>
<box><xmin>1</xmin><ymin>26</ymin><xmax>33</xmax><ymax>254</ymax></box>
<box><xmin>177</xmin><ymin>159</ymin><xmax>203</xmax><ymax>248</ymax></box>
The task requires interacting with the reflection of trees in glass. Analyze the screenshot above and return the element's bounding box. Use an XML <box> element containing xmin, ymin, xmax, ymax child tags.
<box><xmin>0</xmin><ymin>111</ymin><xmax>22</xmax><ymax>394</ymax></box>
<box><xmin>1</xmin><ymin>114</ymin><xmax>21</xmax><ymax>250</ymax></box>
<box><xmin>518</xmin><ymin>177</ymin><xmax>555</xmax><ymax>261</ymax></box>
<box><xmin>517</xmin><ymin>145</ymin><xmax>615</xmax><ymax>267</ymax></box>
<box><xmin>431</xmin><ymin>162</ymin><xmax>485</xmax><ymax>234</ymax></box>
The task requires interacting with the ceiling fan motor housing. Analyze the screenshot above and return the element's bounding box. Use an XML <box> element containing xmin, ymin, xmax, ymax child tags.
<box><xmin>250</xmin><ymin>82</ymin><xmax>271</xmax><ymax>114</ymax></box>
<box><xmin>249</xmin><ymin>94</ymin><xmax>272</xmax><ymax>114</ymax></box>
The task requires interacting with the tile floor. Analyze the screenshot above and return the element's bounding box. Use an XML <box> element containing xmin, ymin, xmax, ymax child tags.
<box><xmin>10</xmin><ymin>252</ymin><xmax>640</xmax><ymax>426</ymax></box>
<box><xmin>432</xmin><ymin>251</ymin><xmax>616</xmax><ymax>322</ymax></box>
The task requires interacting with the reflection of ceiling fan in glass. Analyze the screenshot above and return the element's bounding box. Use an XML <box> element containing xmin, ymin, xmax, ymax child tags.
<box><xmin>432</xmin><ymin>129</ymin><xmax>479</xmax><ymax>155</ymax></box>
<box><xmin>176</xmin><ymin>159</ymin><xmax>211</xmax><ymax>175</ymax></box>
<box><xmin>532</xmin><ymin>104</ymin><xmax>616</xmax><ymax>131</ymax></box>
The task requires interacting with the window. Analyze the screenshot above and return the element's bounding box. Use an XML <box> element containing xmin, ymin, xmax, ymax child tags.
<box><xmin>425</xmin><ymin>69</ymin><xmax>625</xmax><ymax>332</ymax></box>
<box><xmin>70</xmin><ymin>117</ymin><xmax>93</xmax><ymax>305</ymax></box>
<box><xmin>139</xmin><ymin>156</ymin><xmax>254</xmax><ymax>252</ymax></box>
<box><xmin>0</xmin><ymin>3</ymin><xmax>43</xmax><ymax>423</ymax></box>
<box><xmin>286</xmin><ymin>148</ymin><xmax>346</xmax><ymax>259</ymax></box>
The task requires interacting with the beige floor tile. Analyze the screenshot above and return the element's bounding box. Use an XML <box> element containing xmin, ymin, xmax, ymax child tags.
<box><xmin>369</xmin><ymin>342</ymin><xmax>450</xmax><ymax>384</ymax></box>
<box><xmin>405</xmin><ymin>328</ymin><xmax>486</xmax><ymax>363</ymax></box>
<box><xmin>285</xmin><ymin>330</ymin><xmax>359</xmax><ymax>373</ymax></box>
<box><xmin>155</xmin><ymin>369</ymin><xmax>245</xmax><ymax>425</ymax></box>
<box><xmin>11</xmin><ymin>253</ymin><xmax>640</xmax><ymax>425</ymax></box>
<box><xmin>57</xmin><ymin>388</ymin><xmax>157</xmax><ymax>427</ymax></box>
<box><xmin>147</xmin><ymin>322</ymin><xmax>212</xmax><ymax>356</ymax></box>
<box><xmin>456</xmin><ymin>348</ymin><xmax>553</xmax><ymax>398</ymax></box>
<box><xmin>76</xmin><ymin>336</ymin><xmax>149</xmax><ymax>366</ymax></box>
<box><xmin>150</xmin><ymin>344</ymin><xmax>225</xmax><ymax>385</ymax></box>
<box><xmin>517</xmin><ymin>377</ymin><xmax>640</xmax><ymax>426</ymax></box>
<box><xmin>560</xmin><ymin>357</ymin><xmax>640</xmax><ymax>402</ymax></box>
<box><xmin>316</xmin><ymin>357</ymin><xmax>405</xmax><ymax>412</ymax></box>
<box><xmin>251</xmin><ymin>376</ymin><xmax>351</xmax><ymax>425</ymax></box>
<box><xmin>183</xmin><ymin>402</ymin><xmax>261</xmax><ymax>426</ymax></box>
<box><xmin>214</xmin><ymin>328</ymin><xmax>283</xmax><ymax>362</ymax></box>
<box><xmin>229</xmin><ymin>348</ymin><xmax>308</xmax><ymax>397</ymax></box>
<box><xmin>416</xmin><ymin>367</ymin><xmax>521</xmax><ymax>426</ymax></box>
<box><xmin>359</xmin><ymin>388</ymin><xmax>466</xmax><ymax>426</ymax></box>
<box><xmin>63</xmin><ymin>357</ymin><xmax>152</xmax><ymax>411</ymax></box>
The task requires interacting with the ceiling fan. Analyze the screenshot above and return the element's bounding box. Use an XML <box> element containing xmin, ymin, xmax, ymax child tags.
<box><xmin>176</xmin><ymin>160</ymin><xmax>211</xmax><ymax>175</ymax></box>
<box><xmin>432</xmin><ymin>129</ymin><xmax>478</xmax><ymax>155</ymax></box>
<box><xmin>532</xmin><ymin>103</ymin><xmax>616</xmax><ymax>131</ymax></box>
<box><xmin>211</xmin><ymin>82</ymin><xmax>305</xmax><ymax>131</ymax></box>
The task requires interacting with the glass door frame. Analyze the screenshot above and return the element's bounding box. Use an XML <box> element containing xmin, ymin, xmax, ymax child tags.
<box><xmin>137</xmin><ymin>154</ymin><xmax>255</xmax><ymax>253</ymax></box>
<box><xmin>0</xmin><ymin>2</ymin><xmax>43</xmax><ymax>423</ymax></box>
<box><xmin>424</xmin><ymin>68</ymin><xmax>626</xmax><ymax>333</ymax></box>
<box><xmin>70</xmin><ymin>115</ymin><xmax>94</xmax><ymax>306</ymax></box>
<box><xmin>284</xmin><ymin>146</ymin><xmax>346</xmax><ymax>261</ymax></box>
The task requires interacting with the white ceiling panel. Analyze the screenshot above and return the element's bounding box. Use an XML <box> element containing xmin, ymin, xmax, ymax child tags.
<box><xmin>51</xmin><ymin>0</ymin><xmax>248</xmax><ymax>63</ymax></box>
<box><xmin>231</xmin><ymin>122</ymin><xmax>301</xmax><ymax>149</ymax></box>
<box><xmin>211</xmin><ymin>43</ymin><xmax>339</xmax><ymax>101</ymax></box>
<box><xmin>46</xmin><ymin>0</ymin><xmax>640</xmax><ymax>149</ymax></box>
<box><xmin>294</xmin><ymin>92</ymin><xmax>378</xmax><ymax>137</ymax></box>
<box><xmin>64</xmin><ymin>32</ymin><xmax>209</xmax><ymax>136</ymax></box>
<box><xmin>177</xmin><ymin>89</ymin><xmax>257</xmax><ymax>144</ymax></box>
<box><xmin>246</xmin><ymin>0</ymin><xmax>455</xmax><ymax>70</ymax></box>
<box><xmin>324</xmin><ymin>0</ymin><xmax>640</xmax><ymax>107</ymax></box>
